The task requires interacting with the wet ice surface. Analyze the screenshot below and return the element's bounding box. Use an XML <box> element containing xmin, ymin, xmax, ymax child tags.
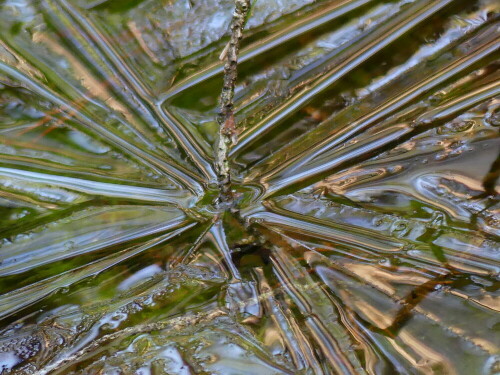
<box><xmin>0</xmin><ymin>0</ymin><xmax>499</xmax><ymax>374</ymax></box>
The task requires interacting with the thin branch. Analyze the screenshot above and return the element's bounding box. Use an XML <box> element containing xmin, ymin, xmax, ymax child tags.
<box><xmin>216</xmin><ymin>0</ymin><xmax>251</xmax><ymax>205</ymax></box>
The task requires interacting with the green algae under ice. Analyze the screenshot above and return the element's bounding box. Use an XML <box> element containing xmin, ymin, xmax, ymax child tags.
<box><xmin>0</xmin><ymin>0</ymin><xmax>499</xmax><ymax>374</ymax></box>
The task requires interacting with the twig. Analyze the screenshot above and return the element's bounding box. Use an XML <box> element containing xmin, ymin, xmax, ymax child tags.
<box><xmin>216</xmin><ymin>0</ymin><xmax>251</xmax><ymax>205</ymax></box>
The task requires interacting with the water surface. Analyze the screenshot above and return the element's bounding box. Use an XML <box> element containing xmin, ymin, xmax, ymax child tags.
<box><xmin>0</xmin><ymin>0</ymin><xmax>499</xmax><ymax>373</ymax></box>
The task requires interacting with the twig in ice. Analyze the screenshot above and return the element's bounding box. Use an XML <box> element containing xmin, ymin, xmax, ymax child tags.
<box><xmin>216</xmin><ymin>0</ymin><xmax>251</xmax><ymax>205</ymax></box>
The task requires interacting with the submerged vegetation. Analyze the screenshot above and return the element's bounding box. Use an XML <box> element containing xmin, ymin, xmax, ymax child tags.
<box><xmin>0</xmin><ymin>0</ymin><xmax>499</xmax><ymax>374</ymax></box>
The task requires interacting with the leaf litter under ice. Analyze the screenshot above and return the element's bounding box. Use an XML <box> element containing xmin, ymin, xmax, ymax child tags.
<box><xmin>0</xmin><ymin>0</ymin><xmax>499</xmax><ymax>374</ymax></box>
